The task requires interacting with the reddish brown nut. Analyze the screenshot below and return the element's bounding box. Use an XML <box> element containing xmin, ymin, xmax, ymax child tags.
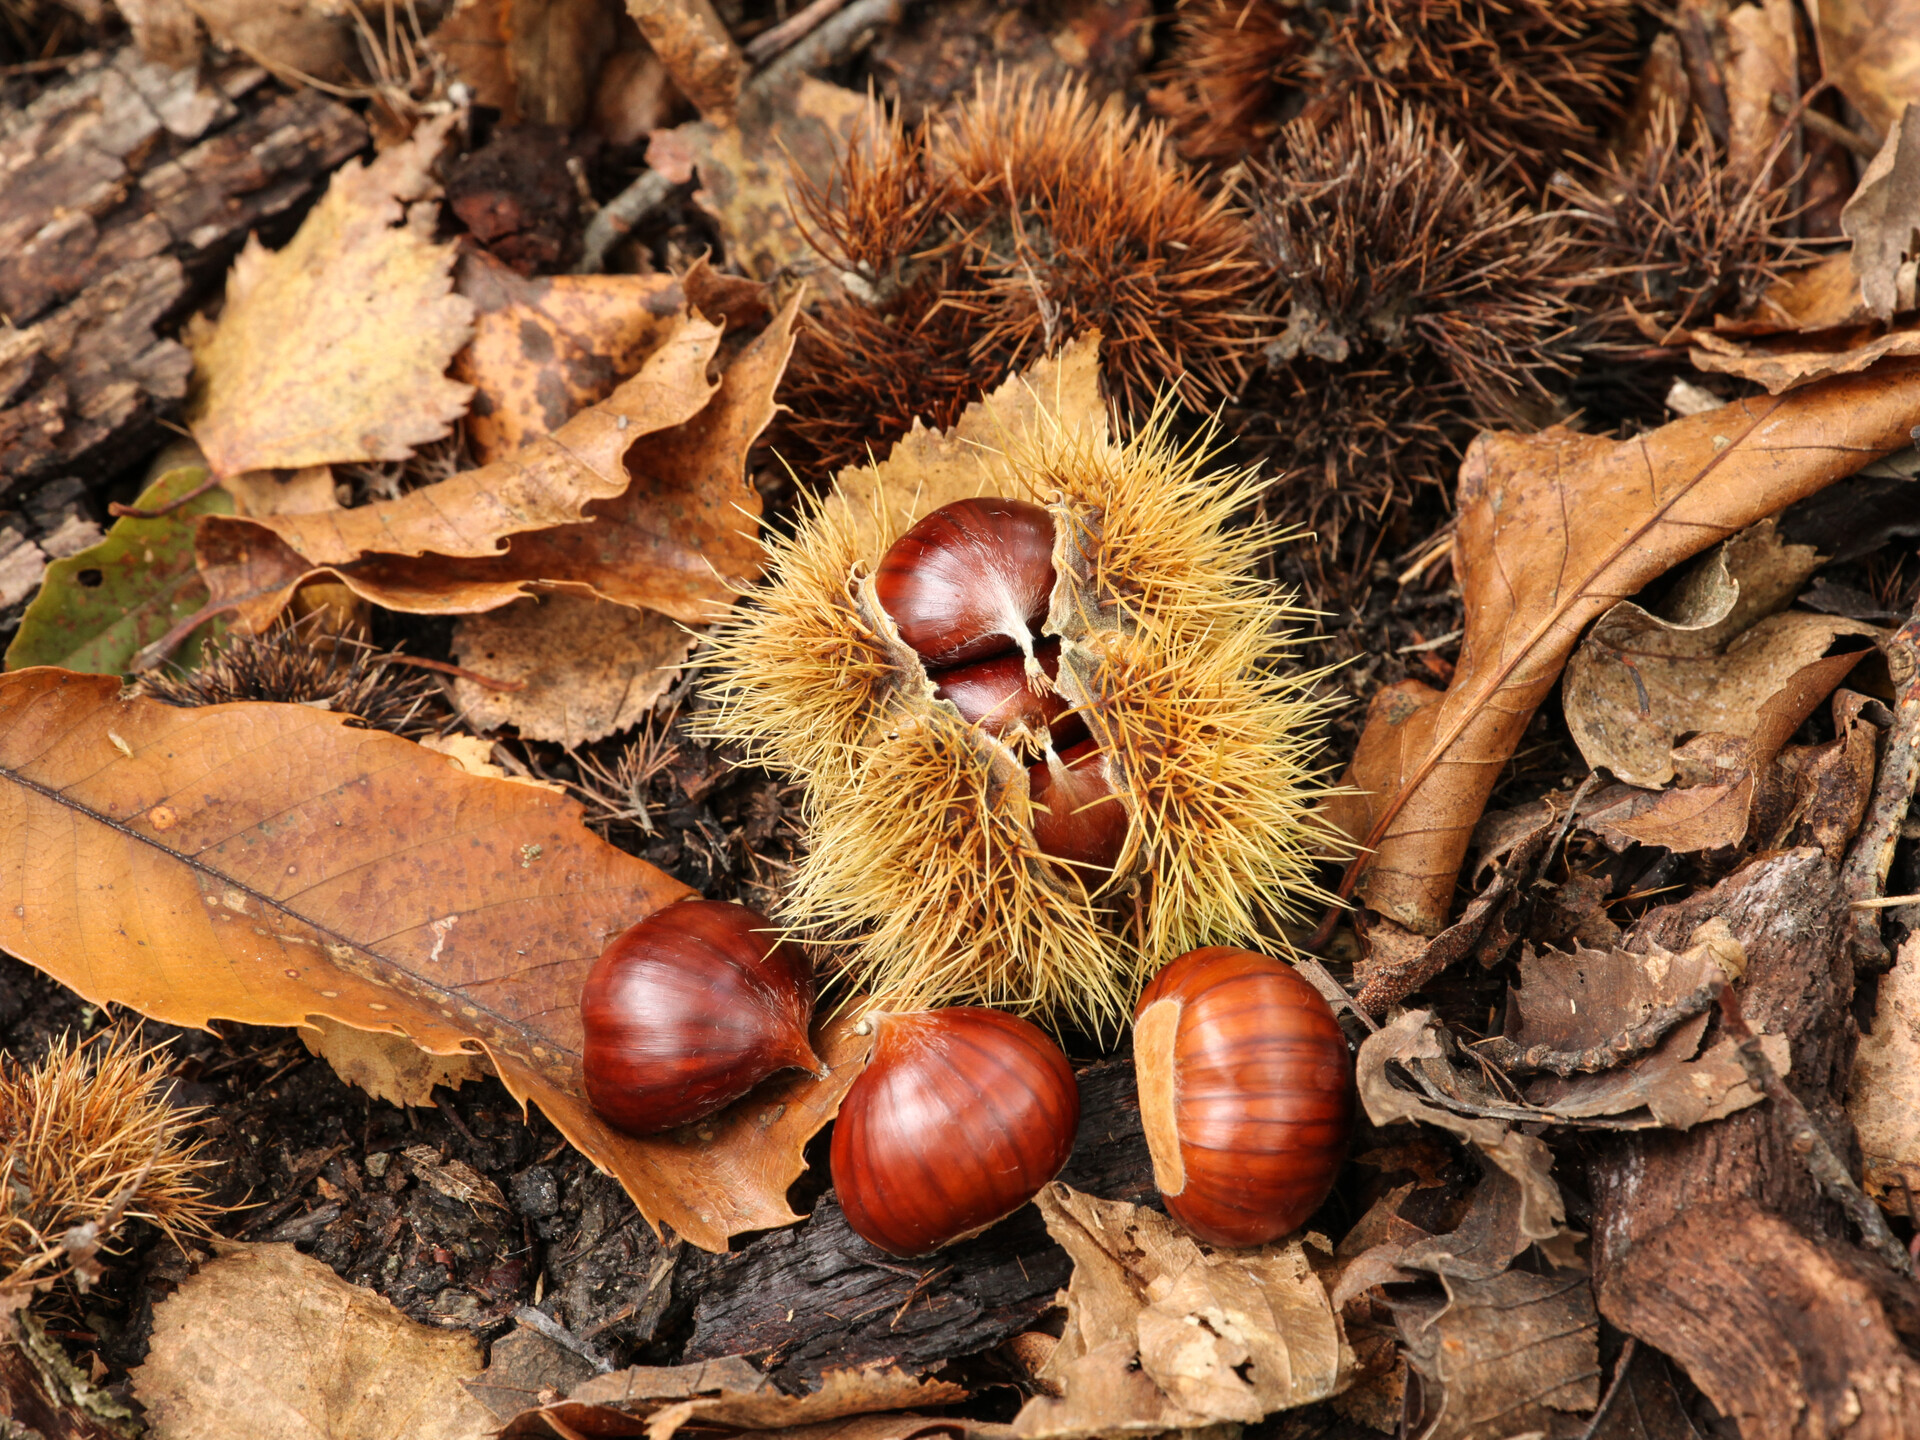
<box><xmin>1028</xmin><ymin>739</ymin><xmax>1128</xmax><ymax>878</ymax></box>
<box><xmin>1133</xmin><ymin>947</ymin><xmax>1352</xmax><ymax>1247</ymax></box>
<box><xmin>581</xmin><ymin>899</ymin><xmax>823</xmax><ymax>1137</ymax></box>
<box><xmin>930</xmin><ymin>638</ymin><xmax>1085</xmax><ymax>753</ymax></box>
<box><xmin>831</xmin><ymin>1007</ymin><xmax>1080</xmax><ymax>1257</ymax></box>
<box><xmin>875</xmin><ymin>498</ymin><xmax>1057</xmax><ymax>668</ymax></box>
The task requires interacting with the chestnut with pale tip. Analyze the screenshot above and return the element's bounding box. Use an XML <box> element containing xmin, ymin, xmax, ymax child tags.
<box><xmin>580</xmin><ymin>899</ymin><xmax>826</xmax><ymax>1138</ymax></box>
<box><xmin>875</xmin><ymin>497</ymin><xmax>1058</xmax><ymax>669</ymax></box>
<box><xmin>832</xmin><ymin>1007</ymin><xmax>1080</xmax><ymax>1257</ymax></box>
<box><xmin>1133</xmin><ymin>946</ymin><xmax>1353</xmax><ymax>1247</ymax></box>
<box><xmin>1028</xmin><ymin>738</ymin><xmax>1128</xmax><ymax>878</ymax></box>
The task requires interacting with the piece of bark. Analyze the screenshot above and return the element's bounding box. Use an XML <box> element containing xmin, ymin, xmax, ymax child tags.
<box><xmin>672</xmin><ymin>1059</ymin><xmax>1155</xmax><ymax>1392</ymax></box>
<box><xmin>0</xmin><ymin>47</ymin><xmax>366</xmax><ymax>495</ymax></box>
<box><xmin>1587</xmin><ymin>849</ymin><xmax>1920</xmax><ymax>1438</ymax></box>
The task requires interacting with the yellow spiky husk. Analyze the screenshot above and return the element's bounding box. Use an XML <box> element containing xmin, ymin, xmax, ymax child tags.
<box><xmin>701</xmin><ymin>341</ymin><xmax>1343</xmax><ymax>1033</ymax></box>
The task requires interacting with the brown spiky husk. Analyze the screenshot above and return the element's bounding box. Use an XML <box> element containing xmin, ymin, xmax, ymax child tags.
<box><xmin>140</xmin><ymin>616</ymin><xmax>443</xmax><ymax>736</ymax></box>
<box><xmin>776</xmin><ymin>79</ymin><xmax>1267</xmax><ymax>486</ymax></box>
<box><xmin>1557</xmin><ymin>103</ymin><xmax>1804</xmax><ymax>343</ymax></box>
<box><xmin>0</xmin><ymin>1031</ymin><xmax>219</xmax><ymax>1288</ymax></box>
<box><xmin>1150</xmin><ymin>0</ymin><xmax>1316</xmax><ymax>164</ymax></box>
<box><xmin>1329</xmin><ymin>0</ymin><xmax>1638</xmax><ymax>185</ymax></box>
<box><xmin>1242</xmin><ymin>102</ymin><xmax>1577</xmax><ymax>547</ymax></box>
<box><xmin>707</xmin><ymin>365</ymin><xmax>1340</xmax><ymax>1034</ymax></box>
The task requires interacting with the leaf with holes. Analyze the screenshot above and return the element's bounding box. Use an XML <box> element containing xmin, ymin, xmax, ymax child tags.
<box><xmin>0</xmin><ymin>668</ymin><xmax>863</xmax><ymax>1252</ymax></box>
<box><xmin>4</xmin><ymin>466</ymin><xmax>232</xmax><ymax>677</ymax></box>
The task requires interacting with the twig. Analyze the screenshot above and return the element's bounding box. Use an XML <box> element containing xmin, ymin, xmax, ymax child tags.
<box><xmin>513</xmin><ymin>1305</ymin><xmax>616</xmax><ymax>1372</ymax></box>
<box><xmin>1474</xmin><ymin>976</ymin><xmax>1724</xmax><ymax>1077</ymax></box>
<box><xmin>744</xmin><ymin>0</ymin><xmax>852</xmax><ymax>63</ymax></box>
<box><xmin>1716</xmin><ymin>987</ymin><xmax>1913</xmax><ymax>1277</ymax></box>
<box><xmin>1800</xmin><ymin>107</ymin><xmax>1881</xmax><ymax>161</ymax></box>
<box><xmin>575</xmin><ymin>170</ymin><xmax>678</xmax><ymax>276</ymax></box>
<box><xmin>376</xmin><ymin>654</ymin><xmax>524</xmax><ymax>693</ymax></box>
<box><xmin>754</xmin><ymin>0</ymin><xmax>900</xmax><ymax>90</ymax></box>
<box><xmin>1576</xmin><ymin>1339</ymin><xmax>1638</xmax><ymax>1440</ymax></box>
<box><xmin>1843</xmin><ymin>612</ymin><xmax>1920</xmax><ymax>968</ymax></box>
<box><xmin>108</xmin><ymin>473</ymin><xmax>224</xmax><ymax>519</ymax></box>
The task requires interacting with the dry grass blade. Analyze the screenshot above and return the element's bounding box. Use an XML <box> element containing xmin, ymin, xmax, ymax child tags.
<box><xmin>0</xmin><ymin>1030</ymin><xmax>218</xmax><ymax>1292</ymax></box>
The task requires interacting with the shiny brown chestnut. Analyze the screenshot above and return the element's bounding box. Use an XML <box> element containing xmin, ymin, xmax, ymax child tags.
<box><xmin>1133</xmin><ymin>947</ymin><xmax>1352</xmax><ymax>1248</ymax></box>
<box><xmin>581</xmin><ymin>899</ymin><xmax>824</xmax><ymax>1137</ymax></box>
<box><xmin>875</xmin><ymin>498</ymin><xmax>1057</xmax><ymax>668</ymax></box>
<box><xmin>931</xmin><ymin>639</ymin><xmax>1086</xmax><ymax>753</ymax></box>
<box><xmin>1028</xmin><ymin>739</ymin><xmax>1128</xmax><ymax>878</ymax></box>
<box><xmin>832</xmin><ymin>1007</ymin><xmax>1080</xmax><ymax>1257</ymax></box>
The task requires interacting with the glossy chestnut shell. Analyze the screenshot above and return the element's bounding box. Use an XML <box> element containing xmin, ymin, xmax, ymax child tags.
<box><xmin>875</xmin><ymin>498</ymin><xmax>1057</xmax><ymax>668</ymax></box>
<box><xmin>1133</xmin><ymin>947</ymin><xmax>1352</xmax><ymax>1247</ymax></box>
<box><xmin>931</xmin><ymin>639</ymin><xmax>1084</xmax><ymax>753</ymax></box>
<box><xmin>580</xmin><ymin>899</ymin><xmax>823</xmax><ymax>1137</ymax></box>
<box><xmin>1028</xmin><ymin>739</ymin><xmax>1128</xmax><ymax>878</ymax></box>
<box><xmin>832</xmin><ymin>1007</ymin><xmax>1080</xmax><ymax>1257</ymax></box>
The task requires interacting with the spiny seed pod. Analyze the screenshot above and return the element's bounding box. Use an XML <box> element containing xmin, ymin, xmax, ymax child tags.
<box><xmin>1134</xmin><ymin>947</ymin><xmax>1353</xmax><ymax>1247</ymax></box>
<box><xmin>580</xmin><ymin>900</ymin><xmax>824</xmax><ymax>1136</ymax></box>
<box><xmin>701</xmin><ymin>344</ymin><xmax>1340</xmax><ymax>1032</ymax></box>
<box><xmin>832</xmin><ymin>1007</ymin><xmax>1079</xmax><ymax>1256</ymax></box>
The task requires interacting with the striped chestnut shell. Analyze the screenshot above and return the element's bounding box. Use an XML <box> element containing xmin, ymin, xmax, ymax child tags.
<box><xmin>1133</xmin><ymin>946</ymin><xmax>1352</xmax><ymax>1247</ymax></box>
<box><xmin>831</xmin><ymin>1007</ymin><xmax>1080</xmax><ymax>1257</ymax></box>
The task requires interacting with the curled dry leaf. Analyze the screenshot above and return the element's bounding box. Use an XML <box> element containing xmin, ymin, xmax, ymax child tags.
<box><xmin>1010</xmin><ymin>1184</ymin><xmax>1346</xmax><ymax>1438</ymax></box>
<box><xmin>1843</xmin><ymin>103</ymin><xmax>1920</xmax><ymax>322</ymax></box>
<box><xmin>1813</xmin><ymin>0</ymin><xmax>1920</xmax><ymax>144</ymax></box>
<box><xmin>1849</xmin><ymin>932</ymin><xmax>1920</xmax><ymax>1213</ymax></box>
<box><xmin>131</xmin><ymin>1242</ymin><xmax>498</xmax><ymax>1440</ymax></box>
<box><xmin>1563</xmin><ymin>520</ymin><xmax>1876</xmax><ymax>787</ymax></box>
<box><xmin>194</xmin><ymin>294</ymin><xmax>795</xmax><ymax>633</ymax></box>
<box><xmin>185</xmin><ymin>116</ymin><xmax>475</xmax><ymax>480</ymax></box>
<box><xmin>502</xmin><ymin>1356</ymin><xmax>972</xmax><ymax>1440</ymax></box>
<box><xmin>297</xmin><ymin>1016</ymin><xmax>487</xmax><ymax>1109</ymax></box>
<box><xmin>1329</xmin><ymin>359</ymin><xmax>1920</xmax><ymax>936</ymax></box>
<box><xmin>0</xmin><ymin>670</ymin><xmax>861</xmax><ymax>1251</ymax></box>
<box><xmin>453</xmin><ymin>251</ymin><xmax>687</xmax><ymax>465</ymax></box>
<box><xmin>451</xmin><ymin>593</ymin><xmax>695</xmax><ymax>748</ymax></box>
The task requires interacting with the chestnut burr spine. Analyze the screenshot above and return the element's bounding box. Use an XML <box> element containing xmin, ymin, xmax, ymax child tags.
<box><xmin>874</xmin><ymin>498</ymin><xmax>1057</xmax><ymax>669</ymax></box>
<box><xmin>1135</xmin><ymin>947</ymin><xmax>1352</xmax><ymax>1247</ymax></box>
<box><xmin>832</xmin><ymin>1008</ymin><xmax>1080</xmax><ymax>1257</ymax></box>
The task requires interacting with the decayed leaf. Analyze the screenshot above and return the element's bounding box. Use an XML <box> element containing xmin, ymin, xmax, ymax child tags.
<box><xmin>1768</xmin><ymin>689</ymin><xmax>1884</xmax><ymax>861</ymax></box>
<box><xmin>1394</xmin><ymin>1268</ymin><xmax>1600</xmax><ymax>1440</ymax></box>
<box><xmin>451</xmin><ymin>593</ymin><xmax>695</xmax><ymax>747</ymax></box>
<box><xmin>4</xmin><ymin>466</ymin><xmax>230</xmax><ymax>675</ymax></box>
<box><xmin>0</xmin><ymin>670</ymin><xmax>860</xmax><ymax>1251</ymax></box>
<box><xmin>297</xmin><ymin>1016</ymin><xmax>488</xmax><ymax>1108</ymax></box>
<box><xmin>194</xmin><ymin>295</ymin><xmax>794</xmax><ymax>632</ymax></box>
<box><xmin>186</xmin><ymin>116</ymin><xmax>476</xmax><ymax>480</ymax></box>
<box><xmin>1563</xmin><ymin>523</ymin><xmax>1876</xmax><ymax>787</ymax></box>
<box><xmin>1331</xmin><ymin>360</ymin><xmax>1920</xmax><ymax>935</ymax></box>
<box><xmin>626</xmin><ymin>0</ymin><xmax>743</xmax><ymax>121</ymax></box>
<box><xmin>503</xmin><ymin>1356</ymin><xmax>970</xmax><ymax>1440</ymax></box>
<box><xmin>1851</xmin><ymin>932</ymin><xmax>1920</xmax><ymax>1213</ymax></box>
<box><xmin>1725</xmin><ymin>0</ymin><xmax>1797</xmax><ymax>184</ymax></box>
<box><xmin>1690</xmin><ymin>323</ymin><xmax>1920</xmax><ymax>392</ymax></box>
<box><xmin>1843</xmin><ymin>102</ymin><xmax>1920</xmax><ymax>322</ymax></box>
<box><xmin>648</xmin><ymin>77</ymin><xmax>869</xmax><ymax>282</ymax></box>
<box><xmin>1814</xmin><ymin>0</ymin><xmax>1920</xmax><ymax>144</ymax></box>
<box><xmin>1011</xmin><ymin>1184</ymin><xmax>1347</xmax><ymax>1439</ymax></box>
<box><xmin>454</xmin><ymin>252</ymin><xmax>687</xmax><ymax>464</ymax></box>
<box><xmin>132</xmin><ymin>1242</ymin><xmax>497</xmax><ymax>1440</ymax></box>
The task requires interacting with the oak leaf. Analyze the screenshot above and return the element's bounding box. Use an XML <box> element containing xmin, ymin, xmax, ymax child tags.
<box><xmin>186</xmin><ymin>116</ymin><xmax>475</xmax><ymax>480</ymax></box>
<box><xmin>1332</xmin><ymin>360</ymin><xmax>1920</xmax><ymax>935</ymax></box>
<box><xmin>0</xmin><ymin>669</ymin><xmax>860</xmax><ymax>1251</ymax></box>
<box><xmin>132</xmin><ymin>1242</ymin><xmax>497</xmax><ymax>1440</ymax></box>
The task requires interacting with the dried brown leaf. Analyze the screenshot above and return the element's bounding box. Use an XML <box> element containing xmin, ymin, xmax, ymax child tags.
<box><xmin>451</xmin><ymin>593</ymin><xmax>695</xmax><ymax>747</ymax></box>
<box><xmin>625</xmin><ymin>0</ymin><xmax>743</xmax><ymax>122</ymax></box>
<box><xmin>1011</xmin><ymin>1184</ymin><xmax>1347</xmax><ymax>1438</ymax></box>
<box><xmin>1335</xmin><ymin>361</ymin><xmax>1920</xmax><ymax>935</ymax></box>
<box><xmin>0</xmin><ymin>669</ymin><xmax>860</xmax><ymax>1251</ymax></box>
<box><xmin>132</xmin><ymin>1242</ymin><xmax>497</xmax><ymax>1440</ymax></box>
<box><xmin>298</xmin><ymin>1016</ymin><xmax>487</xmax><ymax>1108</ymax></box>
<box><xmin>1842</xmin><ymin>102</ymin><xmax>1920</xmax><ymax>321</ymax></box>
<box><xmin>454</xmin><ymin>251</ymin><xmax>688</xmax><ymax>464</ymax></box>
<box><xmin>1690</xmin><ymin>323</ymin><xmax>1920</xmax><ymax>392</ymax></box>
<box><xmin>1813</xmin><ymin>0</ymin><xmax>1920</xmax><ymax>140</ymax></box>
<box><xmin>1725</xmin><ymin>0</ymin><xmax>1798</xmax><ymax>184</ymax></box>
<box><xmin>185</xmin><ymin>117</ymin><xmax>475</xmax><ymax>480</ymax></box>
<box><xmin>1850</xmin><ymin>931</ymin><xmax>1920</xmax><ymax>1213</ymax></box>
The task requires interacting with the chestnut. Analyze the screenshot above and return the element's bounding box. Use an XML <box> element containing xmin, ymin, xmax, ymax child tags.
<box><xmin>580</xmin><ymin>899</ymin><xmax>824</xmax><ymax>1137</ymax></box>
<box><xmin>931</xmin><ymin>639</ymin><xmax>1086</xmax><ymax>754</ymax></box>
<box><xmin>831</xmin><ymin>1007</ymin><xmax>1079</xmax><ymax>1256</ymax></box>
<box><xmin>1133</xmin><ymin>947</ymin><xmax>1352</xmax><ymax>1248</ymax></box>
<box><xmin>875</xmin><ymin>497</ymin><xmax>1057</xmax><ymax>668</ymax></box>
<box><xmin>1028</xmin><ymin>739</ymin><xmax>1128</xmax><ymax>878</ymax></box>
